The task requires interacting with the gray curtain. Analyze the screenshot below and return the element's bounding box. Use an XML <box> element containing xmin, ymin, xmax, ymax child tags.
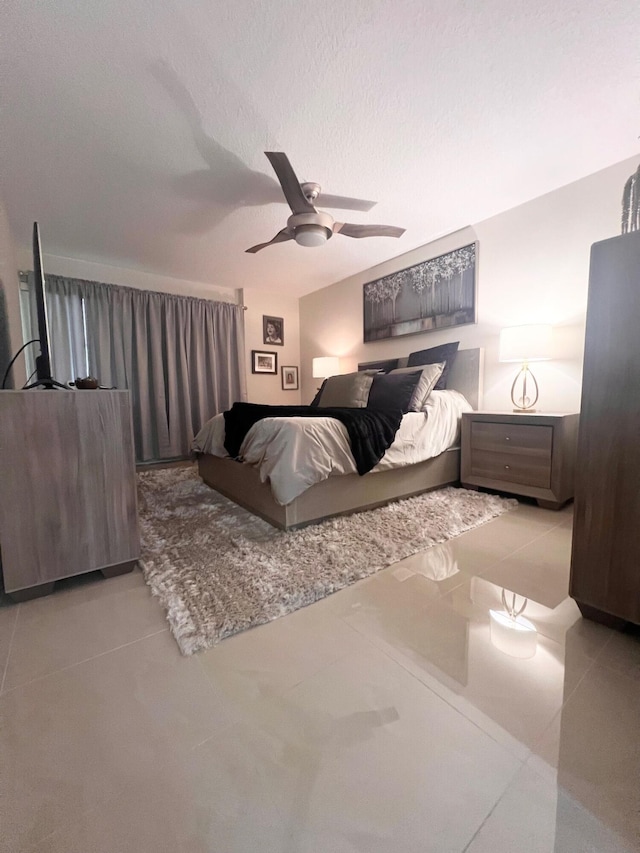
<box><xmin>27</xmin><ymin>274</ymin><xmax>246</xmax><ymax>461</ymax></box>
<box><xmin>81</xmin><ymin>280</ymin><xmax>247</xmax><ymax>461</ymax></box>
<box><xmin>25</xmin><ymin>274</ymin><xmax>86</xmax><ymax>383</ymax></box>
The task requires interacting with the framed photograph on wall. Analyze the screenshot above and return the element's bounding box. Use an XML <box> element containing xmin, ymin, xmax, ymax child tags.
<box><xmin>251</xmin><ymin>350</ymin><xmax>278</xmax><ymax>374</ymax></box>
<box><xmin>363</xmin><ymin>242</ymin><xmax>477</xmax><ymax>342</ymax></box>
<box><xmin>263</xmin><ymin>315</ymin><xmax>284</xmax><ymax>346</ymax></box>
<box><xmin>281</xmin><ymin>365</ymin><xmax>299</xmax><ymax>390</ymax></box>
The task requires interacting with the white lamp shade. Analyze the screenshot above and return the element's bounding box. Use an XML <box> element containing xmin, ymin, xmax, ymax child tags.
<box><xmin>499</xmin><ymin>324</ymin><xmax>552</xmax><ymax>363</ymax></box>
<box><xmin>312</xmin><ymin>356</ymin><xmax>340</xmax><ymax>378</ymax></box>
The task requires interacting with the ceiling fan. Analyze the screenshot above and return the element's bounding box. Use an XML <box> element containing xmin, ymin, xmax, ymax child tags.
<box><xmin>246</xmin><ymin>152</ymin><xmax>406</xmax><ymax>253</ymax></box>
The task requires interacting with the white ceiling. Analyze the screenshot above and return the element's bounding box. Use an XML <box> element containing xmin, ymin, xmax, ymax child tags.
<box><xmin>1</xmin><ymin>0</ymin><xmax>639</xmax><ymax>296</ymax></box>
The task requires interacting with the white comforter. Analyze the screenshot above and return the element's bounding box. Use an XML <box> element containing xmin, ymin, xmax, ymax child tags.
<box><xmin>192</xmin><ymin>390</ymin><xmax>472</xmax><ymax>506</ymax></box>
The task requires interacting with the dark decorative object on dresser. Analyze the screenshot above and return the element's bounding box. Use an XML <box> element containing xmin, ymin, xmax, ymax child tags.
<box><xmin>363</xmin><ymin>243</ymin><xmax>476</xmax><ymax>342</ymax></box>
<box><xmin>570</xmin><ymin>231</ymin><xmax>640</xmax><ymax>628</ymax></box>
<box><xmin>75</xmin><ymin>376</ymin><xmax>99</xmax><ymax>389</ymax></box>
<box><xmin>461</xmin><ymin>411</ymin><xmax>579</xmax><ymax>509</ymax></box>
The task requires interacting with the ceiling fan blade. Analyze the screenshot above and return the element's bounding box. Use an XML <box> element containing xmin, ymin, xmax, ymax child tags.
<box><xmin>265</xmin><ymin>152</ymin><xmax>316</xmax><ymax>215</ymax></box>
<box><xmin>317</xmin><ymin>194</ymin><xmax>377</xmax><ymax>212</ymax></box>
<box><xmin>334</xmin><ymin>222</ymin><xmax>405</xmax><ymax>239</ymax></box>
<box><xmin>245</xmin><ymin>228</ymin><xmax>293</xmax><ymax>254</ymax></box>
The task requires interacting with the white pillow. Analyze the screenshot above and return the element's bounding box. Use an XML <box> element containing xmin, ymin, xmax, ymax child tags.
<box><xmin>389</xmin><ymin>362</ymin><xmax>445</xmax><ymax>410</ymax></box>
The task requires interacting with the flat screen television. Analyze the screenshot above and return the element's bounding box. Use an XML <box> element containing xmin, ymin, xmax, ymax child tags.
<box><xmin>25</xmin><ymin>222</ymin><xmax>65</xmax><ymax>389</ymax></box>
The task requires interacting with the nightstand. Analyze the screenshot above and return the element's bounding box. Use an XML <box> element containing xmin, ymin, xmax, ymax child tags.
<box><xmin>460</xmin><ymin>412</ymin><xmax>579</xmax><ymax>509</ymax></box>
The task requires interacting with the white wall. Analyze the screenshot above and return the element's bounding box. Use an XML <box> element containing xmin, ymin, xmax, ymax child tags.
<box><xmin>14</xmin><ymin>249</ymin><xmax>240</xmax><ymax>303</ymax></box>
<box><xmin>0</xmin><ymin>201</ymin><xmax>23</xmax><ymax>385</ymax></box>
<box><xmin>299</xmin><ymin>156</ymin><xmax>638</xmax><ymax>413</ymax></box>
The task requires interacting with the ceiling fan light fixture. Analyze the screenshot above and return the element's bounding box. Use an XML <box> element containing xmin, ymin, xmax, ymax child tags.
<box><xmin>244</xmin><ymin>154</ymin><xmax>404</xmax><ymax>254</ymax></box>
<box><xmin>294</xmin><ymin>224</ymin><xmax>330</xmax><ymax>247</ymax></box>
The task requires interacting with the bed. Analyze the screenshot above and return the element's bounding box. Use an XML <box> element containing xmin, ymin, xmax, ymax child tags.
<box><xmin>194</xmin><ymin>347</ymin><xmax>483</xmax><ymax>529</ymax></box>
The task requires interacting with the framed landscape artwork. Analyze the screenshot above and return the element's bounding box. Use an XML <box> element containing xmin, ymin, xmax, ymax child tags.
<box><xmin>263</xmin><ymin>315</ymin><xmax>284</xmax><ymax>346</ymax></box>
<box><xmin>281</xmin><ymin>365</ymin><xmax>299</xmax><ymax>390</ymax></box>
<box><xmin>251</xmin><ymin>350</ymin><xmax>278</xmax><ymax>374</ymax></box>
<box><xmin>363</xmin><ymin>243</ymin><xmax>477</xmax><ymax>342</ymax></box>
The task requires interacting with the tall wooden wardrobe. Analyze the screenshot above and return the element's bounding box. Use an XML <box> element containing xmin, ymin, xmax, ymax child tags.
<box><xmin>570</xmin><ymin>230</ymin><xmax>640</xmax><ymax>626</ymax></box>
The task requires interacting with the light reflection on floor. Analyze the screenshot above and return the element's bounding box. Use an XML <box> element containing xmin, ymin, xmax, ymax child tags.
<box><xmin>1</xmin><ymin>498</ymin><xmax>639</xmax><ymax>852</ymax></box>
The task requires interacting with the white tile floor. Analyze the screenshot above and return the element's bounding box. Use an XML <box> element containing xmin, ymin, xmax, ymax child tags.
<box><xmin>1</xmin><ymin>498</ymin><xmax>639</xmax><ymax>852</ymax></box>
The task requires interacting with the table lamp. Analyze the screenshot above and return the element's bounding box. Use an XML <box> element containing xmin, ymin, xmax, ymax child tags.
<box><xmin>499</xmin><ymin>324</ymin><xmax>552</xmax><ymax>412</ymax></box>
<box><xmin>312</xmin><ymin>357</ymin><xmax>340</xmax><ymax>379</ymax></box>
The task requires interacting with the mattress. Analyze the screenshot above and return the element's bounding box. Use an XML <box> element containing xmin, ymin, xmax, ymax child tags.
<box><xmin>192</xmin><ymin>389</ymin><xmax>472</xmax><ymax>506</ymax></box>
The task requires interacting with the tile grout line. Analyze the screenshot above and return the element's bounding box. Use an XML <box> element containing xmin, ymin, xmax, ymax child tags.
<box><xmin>0</xmin><ymin>604</ymin><xmax>20</xmax><ymax>695</ymax></box>
<box><xmin>488</xmin><ymin>516</ymin><xmax>568</xmax><ymax>567</ymax></box>
<box><xmin>333</xmin><ymin>511</ymin><xmax>576</xmax><ymax>750</ymax></box>
<box><xmin>577</xmin><ymin>629</ymin><xmax>640</xmax><ymax>685</ymax></box>
<box><xmin>0</xmin><ymin>626</ymin><xmax>169</xmax><ymax>698</ymax></box>
<box><xmin>521</xmin><ymin>633</ymin><xmax>621</xmax><ymax>793</ymax></box>
<box><xmin>387</xmin><ymin>506</ymin><xmax>570</xmax><ymax>603</ymax></box>
<box><xmin>553</xmin><ymin>633</ymin><xmax>613</xmax><ymax>712</ymax></box>
<box><xmin>460</xmin><ymin>760</ymin><xmax>524</xmax><ymax>852</ymax></box>
<box><xmin>336</xmin><ymin>609</ymin><xmax>530</xmax><ymax>762</ymax></box>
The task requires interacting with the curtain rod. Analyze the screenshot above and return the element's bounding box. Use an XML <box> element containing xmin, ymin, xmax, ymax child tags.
<box><xmin>19</xmin><ymin>270</ymin><xmax>248</xmax><ymax>308</ymax></box>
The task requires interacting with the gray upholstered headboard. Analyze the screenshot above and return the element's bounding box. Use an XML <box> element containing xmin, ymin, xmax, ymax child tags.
<box><xmin>447</xmin><ymin>348</ymin><xmax>483</xmax><ymax>410</ymax></box>
<box><xmin>358</xmin><ymin>347</ymin><xmax>483</xmax><ymax>410</ymax></box>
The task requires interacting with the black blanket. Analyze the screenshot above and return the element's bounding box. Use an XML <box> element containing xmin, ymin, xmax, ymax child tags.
<box><xmin>223</xmin><ymin>403</ymin><xmax>404</xmax><ymax>476</ymax></box>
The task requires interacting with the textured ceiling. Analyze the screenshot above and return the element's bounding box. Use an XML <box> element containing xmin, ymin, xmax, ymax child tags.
<box><xmin>1</xmin><ymin>0</ymin><xmax>639</xmax><ymax>296</ymax></box>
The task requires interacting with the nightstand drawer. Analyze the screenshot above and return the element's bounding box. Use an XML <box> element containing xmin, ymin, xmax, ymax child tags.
<box><xmin>461</xmin><ymin>412</ymin><xmax>578</xmax><ymax>508</ymax></box>
<box><xmin>469</xmin><ymin>449</ymin><xmax>552</xmax><ymax>488</ymax></box>
<box><xmin>471</xmin><ymin>422</ymin><xmax>553</xmax><ymax>457</ymax></box>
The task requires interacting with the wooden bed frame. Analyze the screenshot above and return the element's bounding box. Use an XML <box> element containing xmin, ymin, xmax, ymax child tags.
<box><xmin>198</xmin><ymin>348</ymin><xmax>483</xmax><ymax>530</ymax></box>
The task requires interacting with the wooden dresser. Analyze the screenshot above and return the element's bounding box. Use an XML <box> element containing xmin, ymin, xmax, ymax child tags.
<box><xmin>461</xmin><ymin>411</ymin><xmax>579</xmax><ymax>509</ymax></box>
<box><xmin>0</xmin><ymin>390</ymin><xmax>140</xmax><ymax>600</ymax></box>
<box><xmin>570</xmin><ymin>231</ymin><xmax>640</xmax><ymax>627</ymax></box>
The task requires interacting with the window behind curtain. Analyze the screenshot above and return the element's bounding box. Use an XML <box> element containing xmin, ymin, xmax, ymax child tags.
<box><xmin>20</xmin><ymin>272</ymin><xmax>88</xmax><ymax>384</ymax></box>
<box><xmin>18</xmin><ymin>277</ymin><xmax>35</xmax><ymax>379</ymax></box>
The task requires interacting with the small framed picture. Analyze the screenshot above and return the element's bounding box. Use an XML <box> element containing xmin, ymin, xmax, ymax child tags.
<box><xmin>263</xmin><ymin>315</ymin><xmax>284</xmax><ymax>346</ymax></box>
<box><xmin>251</xmin><ymin>350</ymin><xmax>278</xmax><ymax>374</ymax></box>
<box><xmin>281</xmin><ymin>365</ymin><xmax>299</xmax><ymax>391</ymax></box>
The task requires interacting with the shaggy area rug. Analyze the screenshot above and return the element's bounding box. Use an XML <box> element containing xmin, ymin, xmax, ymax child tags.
<box><xmin>137</xmin><ymin>467</ymin><xmax>517</xmax><ymax>655</ymax></box>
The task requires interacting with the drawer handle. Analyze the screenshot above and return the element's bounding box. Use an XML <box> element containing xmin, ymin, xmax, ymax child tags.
<box><xmin>504</xmin><ymin>465</ymin><xmax>510</xmax><ymax>470</ymax></box>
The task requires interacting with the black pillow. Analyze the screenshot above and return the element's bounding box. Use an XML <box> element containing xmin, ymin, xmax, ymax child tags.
<box><xmin>367</xmin><ymin>371</ymin><xmax>422</xmax><ymax>413</ymax></box>
<box><xmin>407</xmin><ymin>341</ymin><xmax>460</xmax><ymax>390</ymax></box>
<box><xmin>310</xmin><ymin>381</ymin><xmax>325</xmax><ymax>407</ymax></box>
